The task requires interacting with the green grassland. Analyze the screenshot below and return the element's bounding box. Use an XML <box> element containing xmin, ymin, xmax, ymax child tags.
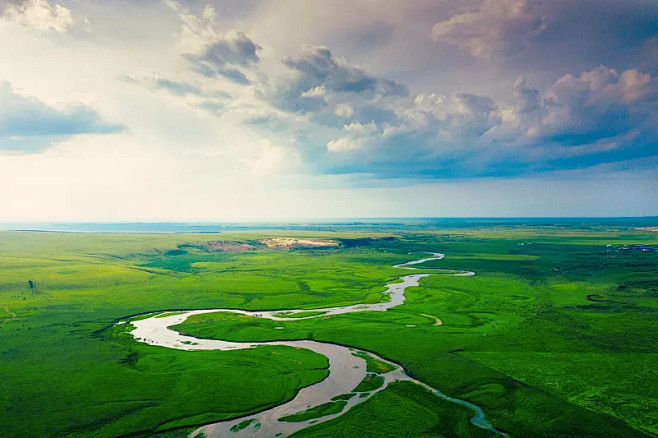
<box><xmin>1</xmin><ymin>226</ymin><xmax>657</xmax><ymax>437</ymax></box>
<box><xmin>279</xmin><ymin>400</ymin><xmax>349</xmax><ymax>423</ymax></box>
<box><xmin>352</xmin><ymin>374</ymin><xmax>385</xmax><ymax>392</ymax></box>
<box><xmin>290</xmin><ymin>382</ymin><xmax>498</xmax><ymax>438</ymax></box>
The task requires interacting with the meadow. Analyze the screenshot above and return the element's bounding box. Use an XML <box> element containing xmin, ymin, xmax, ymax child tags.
<box><xmin>0</xmin><ymin>223</ymin><xmax>656</xmax><ymax>437</ymax></box>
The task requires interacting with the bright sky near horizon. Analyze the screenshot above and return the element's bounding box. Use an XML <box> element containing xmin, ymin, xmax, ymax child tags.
<box><xmin>0</xmin><ymin>0</ymin><xmax>656</xmax><ymax>220</ymax></box>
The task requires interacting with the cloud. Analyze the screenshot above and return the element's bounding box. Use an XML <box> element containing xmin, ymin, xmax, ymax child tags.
<box><xmin>499</xmin><ymin>66</ymin><xmax>658</xmax><ymax>147</ymax></box>
<box><xmin>1</xmin><ymin>0</ymin><xmax>74</xmax><ymax>33</ymax></box>
<box><xmin>167</xmin><ymin>1</ymin><xmax>261</xmax><ymax>84</ymax></box>
<box><xmin>0</xmin><ymin>0</ymin><xmax>655</xmax><ymax>219</ymax></box>
<box><xmin>429</xmin><ymin>0</ymin><xmax>658</xmax><ymax>76</ymax></box>
<box><xmin>282</xmin><ymin>45</ymin><xmax>407</xmax><ymax>97</ymax></box>
<box><xmin>126</xmin><ymin>75</ymin><xmax>231</xmax><ymax>99</ymax></box>
<box><xmin>130</xmin><ymin>76</ymin><xmax>205</xmax><ymax>97</ymax></box>
<box><xmin>238</xmin><ymin>139</ymin><xmax>296</xmax><ymax>176</ymax></box>
<box><xmin>283</xmin><ymin>63</ymin><xmax>657</xmax><ymax>179</ymax></box>
<box><xmin>0</xmin><ymin>81</ymin><xmax>122</xmax><ymax>152</ymax></box>
<box><xmin>267</xmin><ymin>45</ymin><xmax>407</xmax><ymax>116</ymax></box>
<box><xmin>125</xmin><ymin>3</ymin><xmax>263</xmax><ymax>116</ymax></box>
<box><xmin>124</xmin><ymin>75</ymin><xmax>233</xmax><ymax>117</ymax></box>
<box><xmin>327</xmin><ymin>121</ymin><xmax>379</xmax><ymax>152</ymax></box>
<box><xmin>184</xmin><ymin>30</ymin><xmax>261</xmax><ymax>84</ymax></box>
<box><xmin>450</xmin><ymin>92</ymin><xmax>501</xmax><ymax>140</ymax></box>
<box><xmin>124</xmin><ymin>4</ymin><xmax>658</xmax><ymax>181</ymax></box>
<box><xmin>511</xmin><ymin>77</ymin><xmax>541</xmax><ymax>114</ymax></box>
<box><xmin>431</xmin><ymin>0</ymin><xmax>546</xmax><ymax>58</ymax></box>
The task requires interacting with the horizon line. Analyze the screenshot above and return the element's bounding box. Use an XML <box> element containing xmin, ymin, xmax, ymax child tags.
<box><xmin>1</xmin><ymin>216</ymin><xmax>657</xmax><ymax>225</ymax></box>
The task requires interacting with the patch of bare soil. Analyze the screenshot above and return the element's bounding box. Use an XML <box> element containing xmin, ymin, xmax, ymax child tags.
<box><xmin>261</xmin><ymin>238</ymin><xmax>340</xmax><ymax>249</ymax></box>
<box><xmin>205</xmin><ymin>241</ymin><xmax>258</xmax><ymax>252</ymax></box>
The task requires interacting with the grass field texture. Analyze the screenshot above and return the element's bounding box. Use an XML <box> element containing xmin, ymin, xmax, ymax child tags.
<box><xmin>1</xmin><ymin>225</ymin><xmax>656</xmax><ymax>437</ymax></box>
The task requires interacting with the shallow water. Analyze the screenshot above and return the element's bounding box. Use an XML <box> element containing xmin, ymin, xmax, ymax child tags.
<box><xmin>125</xmin><ymin>252</ymin><xmax>507</xmax><ymax>437</ymax></box>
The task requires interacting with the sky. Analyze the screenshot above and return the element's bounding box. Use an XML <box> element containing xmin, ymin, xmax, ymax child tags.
<box><xmin>0</xmin><ymin>0</ymin><xmax>656</xmax><ymax>221</ymax></box>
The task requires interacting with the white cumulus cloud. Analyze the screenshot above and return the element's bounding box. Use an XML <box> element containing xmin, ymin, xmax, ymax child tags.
<box><xmin>1</xmin><ymin>0</ymin><xmax>74</xmax><ymax>33</ymax></box>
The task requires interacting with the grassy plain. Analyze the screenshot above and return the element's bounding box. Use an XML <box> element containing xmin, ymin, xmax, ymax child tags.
<box><xmin>290</xmin><ymin>382</ymin><xmax>499</xmax><ymax>438</ymax></box>
<box><xmin>279</xmin><ymin>401</ymin><xmax>348</xmax><ymax>423</ymax></box>
<box><xmin>1</xmin><ymin>224</ymin><xmax>657</xmax><ymax>437</ymax></box>
<box><xmin>0</xmin><ymin>232</ymin><xmax>345</xmax><ymax>437</ymax></box>
<box><xmin>175</xmin><ymin>227</ymin><xmax>658</xmax><ymax>437</ymax></box>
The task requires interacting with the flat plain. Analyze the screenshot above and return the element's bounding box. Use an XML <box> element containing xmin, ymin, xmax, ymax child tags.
<box><xmin>0</xmin><ymin>222</ymin><xmax>656</xmax><ymax>437</ymax></box>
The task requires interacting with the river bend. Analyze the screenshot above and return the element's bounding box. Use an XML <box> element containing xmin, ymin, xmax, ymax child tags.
<box><xmin>125</xmin><ymin>253</ymin><xmax>508</xmax><ymax>437</ymax></box>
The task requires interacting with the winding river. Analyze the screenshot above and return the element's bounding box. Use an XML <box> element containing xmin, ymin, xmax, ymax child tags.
<box><xmin>125</xmin><ymin>253</ymin><xmax>509</xmax><ymax>437</ymax></box>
